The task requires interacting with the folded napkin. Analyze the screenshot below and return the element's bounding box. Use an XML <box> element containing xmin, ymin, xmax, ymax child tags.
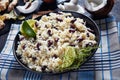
<box><xmin>0</xmin><ymin>16</ymin><xmax>120</xmax><ymax>80</ymax></box>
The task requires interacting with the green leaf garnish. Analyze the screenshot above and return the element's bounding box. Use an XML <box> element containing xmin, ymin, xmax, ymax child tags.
<box><xmin>20</xmin><ymin>21</ymin><xmax>36</xmax><ymax>38</ymax></box>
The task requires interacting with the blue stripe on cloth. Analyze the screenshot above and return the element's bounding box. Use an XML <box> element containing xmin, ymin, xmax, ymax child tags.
<box><xmin>106</xmin><ymin>16</ymin><xmax>115</xmax><ymax>23</ymax></box>
<box><xmin>59</xmin><ymin>74</ymin><xmax>62</xmax><ymax>80</ymax></box>
<box><xmin>27</xmin><ymin>71</ymin><xmax>31</xmax><ymax>80</ymax></box>
<box><xmin>24</xmin><ymin>71</ymin><xmax>28</xmax><ymax>80</ymax></box>
<box><xmin>68</xmin><ymin>72</ymin><xmax>70</xmax><ymax>80</ymax></box>
<box><xmin>23</xmin><ymin>71</ymin><xmax>27</xmax><ymax>80</ymax></box>
<box><xmin>117</xmin><ymin>22</ymin><xmax>120</xmax><ymax>43</ymax></box>
<box><xmin>30</xmin><ymin>72</ymin><xmax>34</xmax><ymax>80</ymax></box>
<box><xmin>24</xmin><ymin>71</ymin><xmax>29</xmax><ymax>80</ymax></box>
<box><xmin>105</xmin><ymin>18</ymin><xmax>112</xmax><ymax>80</ymax></box>
<box><xmin>28</xmin><ymin>71</ymin><xmax>33</xmax><ymax>80</ymax></box>
<box><xmin>33</xmin><ymin>73</ymin><xmax>41</xmax><ymax>80</ymax></box>
<box><xmin>36</xmin><ymin>75</ymin><xmax>41</xmax><ymax>80</ymax></box>
<box><xmin>99</xmin><ymin>20</ymin><xmax>104</xmax><ymax>80</ymax></box>
<box><xmin>31</xmin><ymin>72</ymin><xmax>35</xmax><ymax>80</ymax></box>
<box><xmin>31</xmin><ymin>73</ymin><xmax>35</xmax><ymax>80</ymax></box>
<box><xmin>77</xmin><ymin>71</ymin><xmax>94</xmax><ymax>80</ymax></box>
<box><xmin>38</xmin><ymin>74</ymin><xmax>42</xmax><ymax>80</ymax></box>
<box><xmin>101</xmin><ymin>31</ymin><xmax>117</xmax><ymax>36</ymax></box>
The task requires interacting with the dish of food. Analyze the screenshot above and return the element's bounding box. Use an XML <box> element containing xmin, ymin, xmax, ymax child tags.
<box><xmin>13</xmin><ymin>11</ymin><xmax>100</xmax><ymax>74</ymax></box>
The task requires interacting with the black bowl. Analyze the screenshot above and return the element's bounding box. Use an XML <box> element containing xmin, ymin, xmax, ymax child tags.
<box><xmin>13</xmin><ymin>11</ymin><xmax>100</xmax><ymax>74</ymax></box>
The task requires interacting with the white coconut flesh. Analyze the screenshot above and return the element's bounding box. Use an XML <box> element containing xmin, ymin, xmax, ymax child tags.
<box><xmin>85</xmin><ymin>0</ymin><xmax>107</xmax><ymax>11</ymax></box>
<box><xmin>58</xmin><ymin>0</ymin><xmax>85</xmax><ymax>13</ymax></box>
<box><xmin>16</xmin><ymin>0</ymin><xmax>40</xmax><ymax>14</ymax></box>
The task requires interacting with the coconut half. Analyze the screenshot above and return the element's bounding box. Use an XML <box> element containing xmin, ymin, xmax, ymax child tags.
<box><xmin>16</xmin><ymin>0</ymin><xmax>41</xmax><ymax>14</ymax></box>
<box><xmin>85</xmin><ymin>0</ymin><xmax>115</xmax><ymax>18</ymax></box>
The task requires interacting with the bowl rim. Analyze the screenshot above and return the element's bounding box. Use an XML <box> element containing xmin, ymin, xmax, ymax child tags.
<box><xmin>13</xmin><ymin>10</ymin><xmax>100</xmax><ymax>75</ymax></box>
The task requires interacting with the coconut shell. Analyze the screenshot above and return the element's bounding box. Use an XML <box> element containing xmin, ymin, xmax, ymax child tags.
<box><xmin>85</xmin><ymin>0</ymin><xmax>115</xmax><ymax>18</ymax></box>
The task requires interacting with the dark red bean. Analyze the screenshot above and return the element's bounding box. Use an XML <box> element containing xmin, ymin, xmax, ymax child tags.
<box><xmin>56</xmin><ymin>18</ymin><xmax>63</xmax><ymax>22</ymax></box>
<box><xmin>71</xmin><ymin>19</ymin><xmax>76</xmax><ymax>23</ymax></box>
<box><xmin>70</xmin><ymin>24</ymin><xmax>76</xmax><ymax>29</ymax></box>
<box><xmin>45</xmin><ymin>25</ymin><xmax>48</xmax><ymax>28</ymax></box>
<box><xmin>47</xmin><ymin>30</ymin><xmax>52</xmax><ymax>36</ymax></box>
<box><xmin>53</xmin><ymin>27</ymin><xmax>58</xmax><ymax>30</ymax></box>
<box><xmin>86</xmin><ymin>33</ymin><xmax>90</xmax><ymax>37</ymax></box>
<box><xmin>69</xmin><ymin>29</ymin><xmax>76</xmax><ymax>33</ymax></box>
<box><xmin>48</xmin><ymin>48</ymin><xmax>51</xmax><ymax>51</ymax></box>
<box><xmin>52</xmin><ymin>54</ymin><xmax>58</xmax><ymax>58</ymax></box>
<box><xmin>32</xmin><ymin>57</ymin><xmax>37</xmax><ymax>61</ymax></box>
<box><xmin>39</xmin><ymin>34</ymin><xmax>41</xmax><ymax>36</ymax></box>
<box><xmin>69</xmin><ymin>44</ymin><xmax>75</xmax><ymax>47</ymax></box>
<box><xmin>52</xmin><ymin>25</ymin><xmax>58</xmax><ymax>30</ymax></box>
<box><xmin>69</xmin><ymin>24</ymin><xmax>76</xmax><ymax>33</ymax></box>
<box><xmin>41</xmin><ymin>65</ymin><xmax>47</xmax><ymax>72</ymax></box>
<box><xmin>22</xmin><ymin>45</ymin><xmax>26</xmax><ymax>50</ymax></box>
<box><xmin>48</xmin><ymin>40</ymin><xmax>53</xmax><ymax>47</ymax></box>
<box><xmin>36</xmin><ymin>43</ymin><xmax>41</xmax><ymax>50</ymax></box>
<box><xmin>77</xmin><ymin>37</ymin><xmax>84</xmax><ymax>43</ymax></box>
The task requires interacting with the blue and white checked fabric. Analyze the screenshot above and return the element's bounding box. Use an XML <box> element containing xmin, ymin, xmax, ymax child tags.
<box><xmin>0</xmin><ymin>16</ymin><xmax>120</xmax><ymax>80</ymax></box>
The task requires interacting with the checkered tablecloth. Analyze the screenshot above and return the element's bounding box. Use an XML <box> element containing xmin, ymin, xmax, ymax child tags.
<box><xmin>0</xmin><ymin>16</ymin><xmax>120</xmax><ymax>80</ymax></box>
